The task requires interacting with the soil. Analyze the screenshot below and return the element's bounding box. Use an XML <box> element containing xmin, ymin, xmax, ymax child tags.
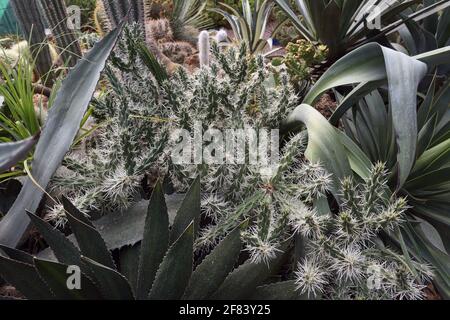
<box><xmin>314</xmin><ymin>93</ymin><xmax>337</xmax><ymax>119</ymax></box>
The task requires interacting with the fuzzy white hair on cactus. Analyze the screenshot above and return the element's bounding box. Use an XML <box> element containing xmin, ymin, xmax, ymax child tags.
<box><xmin>198</xmin><ymin>30</ymin><xmax>211</xmax><ymax>67</ymax></box>
<box><xmin>216</xmin><ymin>29</ymin><xmax>228</xmax><ymax>43</ymax></box>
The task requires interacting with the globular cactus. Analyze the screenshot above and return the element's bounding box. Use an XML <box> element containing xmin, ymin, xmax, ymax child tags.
<box><xmin>10</xmin><ymin>0</ymin><xmax>55</xmax><ymax>85</ymax></box>
<box><xmin>161</xmin><ymin>41</ymin><xmax>196</xmax><ymax>64</ymax></box>
<box><xmin>198</xmin><ymin>30</ymin><xmax>210</xmax><ymax>67</ymax></box>
<box><xmin>39</xmin><ymin>0</ymin><xmax>82</xmax><ymax>68</ymax></box>
<box><xmin>215</xmin><ymin>28</ymin><xmax>228</xmax><ymax>43</ymax></box>
<box><xmin>145</xmin><ymin>18</ymin><xmax>173</xmax><ymax>42</ymax></box>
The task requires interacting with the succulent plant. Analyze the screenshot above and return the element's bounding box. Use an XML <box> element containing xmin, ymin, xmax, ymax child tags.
<box><xmin>293</xmin><ymin>163</ymin><xmax>433</xmax><ymax>300</ymax></box>
<box><xmin>39</xmin><ymin>0</ymin><xmax>83</xmax><ymax>68</ymax></box>
<box><xmin>0</xmin><ymin>179</ymin><xmax>298</xmax><ymax>300</ymax></box>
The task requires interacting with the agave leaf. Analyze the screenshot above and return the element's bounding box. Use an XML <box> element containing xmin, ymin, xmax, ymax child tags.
<box><xmin>182</xmin><ymin>222</ymin><xmax>243</xmax><ymax>300</ymax></box>
<box><xmin>26</xmin><ymin>211</ymin><xmax>82</xmax><ymax>267</ymax></box>
<box><xmin>283</xmin><ymin>104</ymin><xmax>351</xmax><ymax>196</ymax></box>
<box><xmin>250</xmin><ymin>281</ymin><xmax>306</xmax><ymax>300</ymax></box>
<box><xmin>62</xmin><ymin>198</ymin><xmax>116</xmax><ymax>270</ymax></box>
<box><xmin>0</xmin><ymin>255</ymin><xmax>53</xmax><ymax>299</ymax></box>
<box><xmin>136</xmin><ymin>181</ymin><xmax>169</xmax><ymax>300</ymax></box>
<box><xmin>119</xmin><ymin>243</ymin><xmax>140</xmax><ymax>294</ymax></box>
<box><xmin>170</xmin><ymin>176</ymin><xmax>201</xmax><ymax>244</ymax></box>
<box><xmin>0</xmin><ymin>244</ymin><xmax>34</xmax><ymax>265</ymax></box>
<box><xmin>211</xmin><ymin>243</ymin><xmax>289</xmax><ymax>300</ymax></box>
<box><xmin>436</xmin><ymin>6</ymin><xmax>450</xmax><ymax>47</ymax></box>
<box><xmin>304</xmin><ymin>43</ymin><xmax>428</xmax><ymax>188</ymax></box>
<box><xmin>82</xmin><ymin>256</ymin><xmax>134</xmax><ymax>300</ymax></box>
<box><xmin>149</xmin><ymin>222</ymin><xmax>194</xmax><ymax>300</ymax></box>
<box><xmin>34</xmin><ymin>258</ymin><xmax>102</xmax><ymax>300</ymax></box>
<box><xmin>0</xmin><ymin>134</ymin><xmax>39</xmax><ymax>173</ymax></box>
<box><xmin>0</xmin><ymin>24</ymin><xmax>125</xmax><ymax>247</ymax></box>
<box><xmin>37</xmin><ymin>194</ymin><xmax>184</xmax><ymax>261</ymax></box>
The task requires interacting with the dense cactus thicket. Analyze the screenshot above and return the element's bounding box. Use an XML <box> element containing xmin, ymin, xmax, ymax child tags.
<box><xmin>0</xmin><ymin>0</ymin><xmax>449</xmax><ymax>302</ymax></box>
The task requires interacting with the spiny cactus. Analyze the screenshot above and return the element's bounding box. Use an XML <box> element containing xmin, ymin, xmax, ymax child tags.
<box><xmin>100</xmin><ymin>0</ymin><xmax>146</xmax><ymax>29</ymax></box>
<box><xmin>145</xmin><ymin>18</ymin><xmax>173</xmax><ymax>41</ymax></box>
<box><xmin>293</xmin><ymin>163</ymin><xmax>433</xmax><ymax>300</ymax></box>
<box><xmin>39</xmin><ymin>0</ymin><xmax>82</xmax><ymax>68</ymax></box>
<box><xmin>198</xmin><ymin>30</ymin><xmax>210</xmax><ymax>67</ymax></box>
<box><xmin>10</xmin><ymin>0</ymin><xmax>55</xmax><ymax>85</ymax></box>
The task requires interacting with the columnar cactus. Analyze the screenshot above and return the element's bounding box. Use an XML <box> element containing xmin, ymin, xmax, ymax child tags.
<box><xmin>10</xmin><ymin>0</ymin><xmax>54</xmax><ymax>85</ymax></box>
<box><xmin>101</xmin><ymin>0</ymin><xmax>146</xmax><ymax>29</ymax></box>
<box><xmin>198</xmin><ymin>30</ymin><xmax>210</xmax><ymax>67</ymax></box>
<box><xmin>40</xmin><ymin>0</ymin><xmax>82</xmax><ymax>68</ymax></box>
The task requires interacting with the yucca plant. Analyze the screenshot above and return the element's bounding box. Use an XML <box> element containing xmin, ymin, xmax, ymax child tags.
<box><xmin>275</xmin><ymin>0</ymin><xmax>450</xmax><ymax>60</ymax></box>
<box><xmin>0</xmin><ymin>179</ymin><xmax>298</xmax><ymax>300</ymax></box>
<box><xmin>209</xmin><ymin>0</ymin><xmax>278</xmax><ymax>55</ymax></box>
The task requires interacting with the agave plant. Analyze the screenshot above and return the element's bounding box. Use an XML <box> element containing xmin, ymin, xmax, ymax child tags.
<box><xmin>0</xmin><ymin>179</ymin><xmax>298</xmax><ymax>300</ymax></box>
<box><xmin>209</xmin><ymin>0</ymin><xmax>279</xmax><ymax>55</ymax></box>
<box><xmin>275</xmin><ymin>0</ymin><xmax>450</xmax><ymax>59</ymax></box>
<box><xmin>0</xmin><ymin>23</ymin><xmax>125</xmax><ymax>248</ymax></box>
<box><xmin>282</xmin><ymin>42</ymin><xmax>450</xmax><ymax>297</ymax></box>
<box><xmin>0</xmin><ymin>134</ymin><xmax>39</xmax><ymax>174</ymax></box>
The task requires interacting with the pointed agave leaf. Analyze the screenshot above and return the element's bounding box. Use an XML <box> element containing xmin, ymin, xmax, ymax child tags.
<box><xmin>211</xmin><ymin>244</ymin><xmax>289</xmax><ymax>300</ymax></box>
<box><xmin>169</xmin><ymin>176</ymin><xmax>200</xmax><ymax>244</ymax></box>
<box><xmin>26</xmin><ymin>211</ymin><xmax>82</xmax><ymax>267</ymax></box>
<box><xmin>149</xmin><ymin>222</ymin><xmax>194</xmax><ymax>300</ymax></box>
<box><xmin>0</xmin><ymin>134</ymin><xmax>39</xmax><ymax>173</ymax></box>
<box><xmin>0</xmin><ymin>255</ymin><xmax>53</xmax><ymax>299</ymax></box>
<box><xmin>119</xmin><ymin>243</ymin><xmax>140</xmax><ymax>295</ymax></box>
<box><xmin>81</xmin><ymin>256</ymin><xmax>134</xmax><ymax>300</ymax></box>
<box><xmin>250</xmin><ymin>281</ymin><xmax>306</xmax><ymax>300</ymax></box>
<box><xmin>136</xmin><ymin>181</ymin><xmax>169</xmax><ymax>300</ymax></box>
<box><xmin>0</xmin><ymin>23</ymin><xmax>125</xmax><ymax>247</ymax></box>
<box><xmin>63</xmin><ymin>199</ymin><xmax>116</xmax><ymax>269</ymax></box>
<box><xmin>283</xmin><ymin>104</ymin><xmax>352</xmax><ymax>196</ymax></box>
<box><xmin>34</xmin><ymin>258</ymin><xmax>102</xmax><ymax>300</ymax></box>
<box><xmin>183</xmin><ymin>223</ymin><xmax>242</xmax><ymax>300</ymax></box>
<box><xmin>0</xmin><ymin>244</ymin><xmax>34</xmax><ymax>265</ymax></box>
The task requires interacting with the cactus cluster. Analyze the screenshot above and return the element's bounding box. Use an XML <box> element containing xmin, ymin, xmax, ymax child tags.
<box><xmin>46</xmin><ymin>26</ymin><xmax>434</xmax><ymax>300</ymax></box>
<box><xmin>293</xmin><ymin>163</ymin><xmax>433</xmax><ymax>300</ymax></box>
<box><xmin>95</xmin><ymin>0</ymin><xmax>210</xmax><ymax>71</ymax></box>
